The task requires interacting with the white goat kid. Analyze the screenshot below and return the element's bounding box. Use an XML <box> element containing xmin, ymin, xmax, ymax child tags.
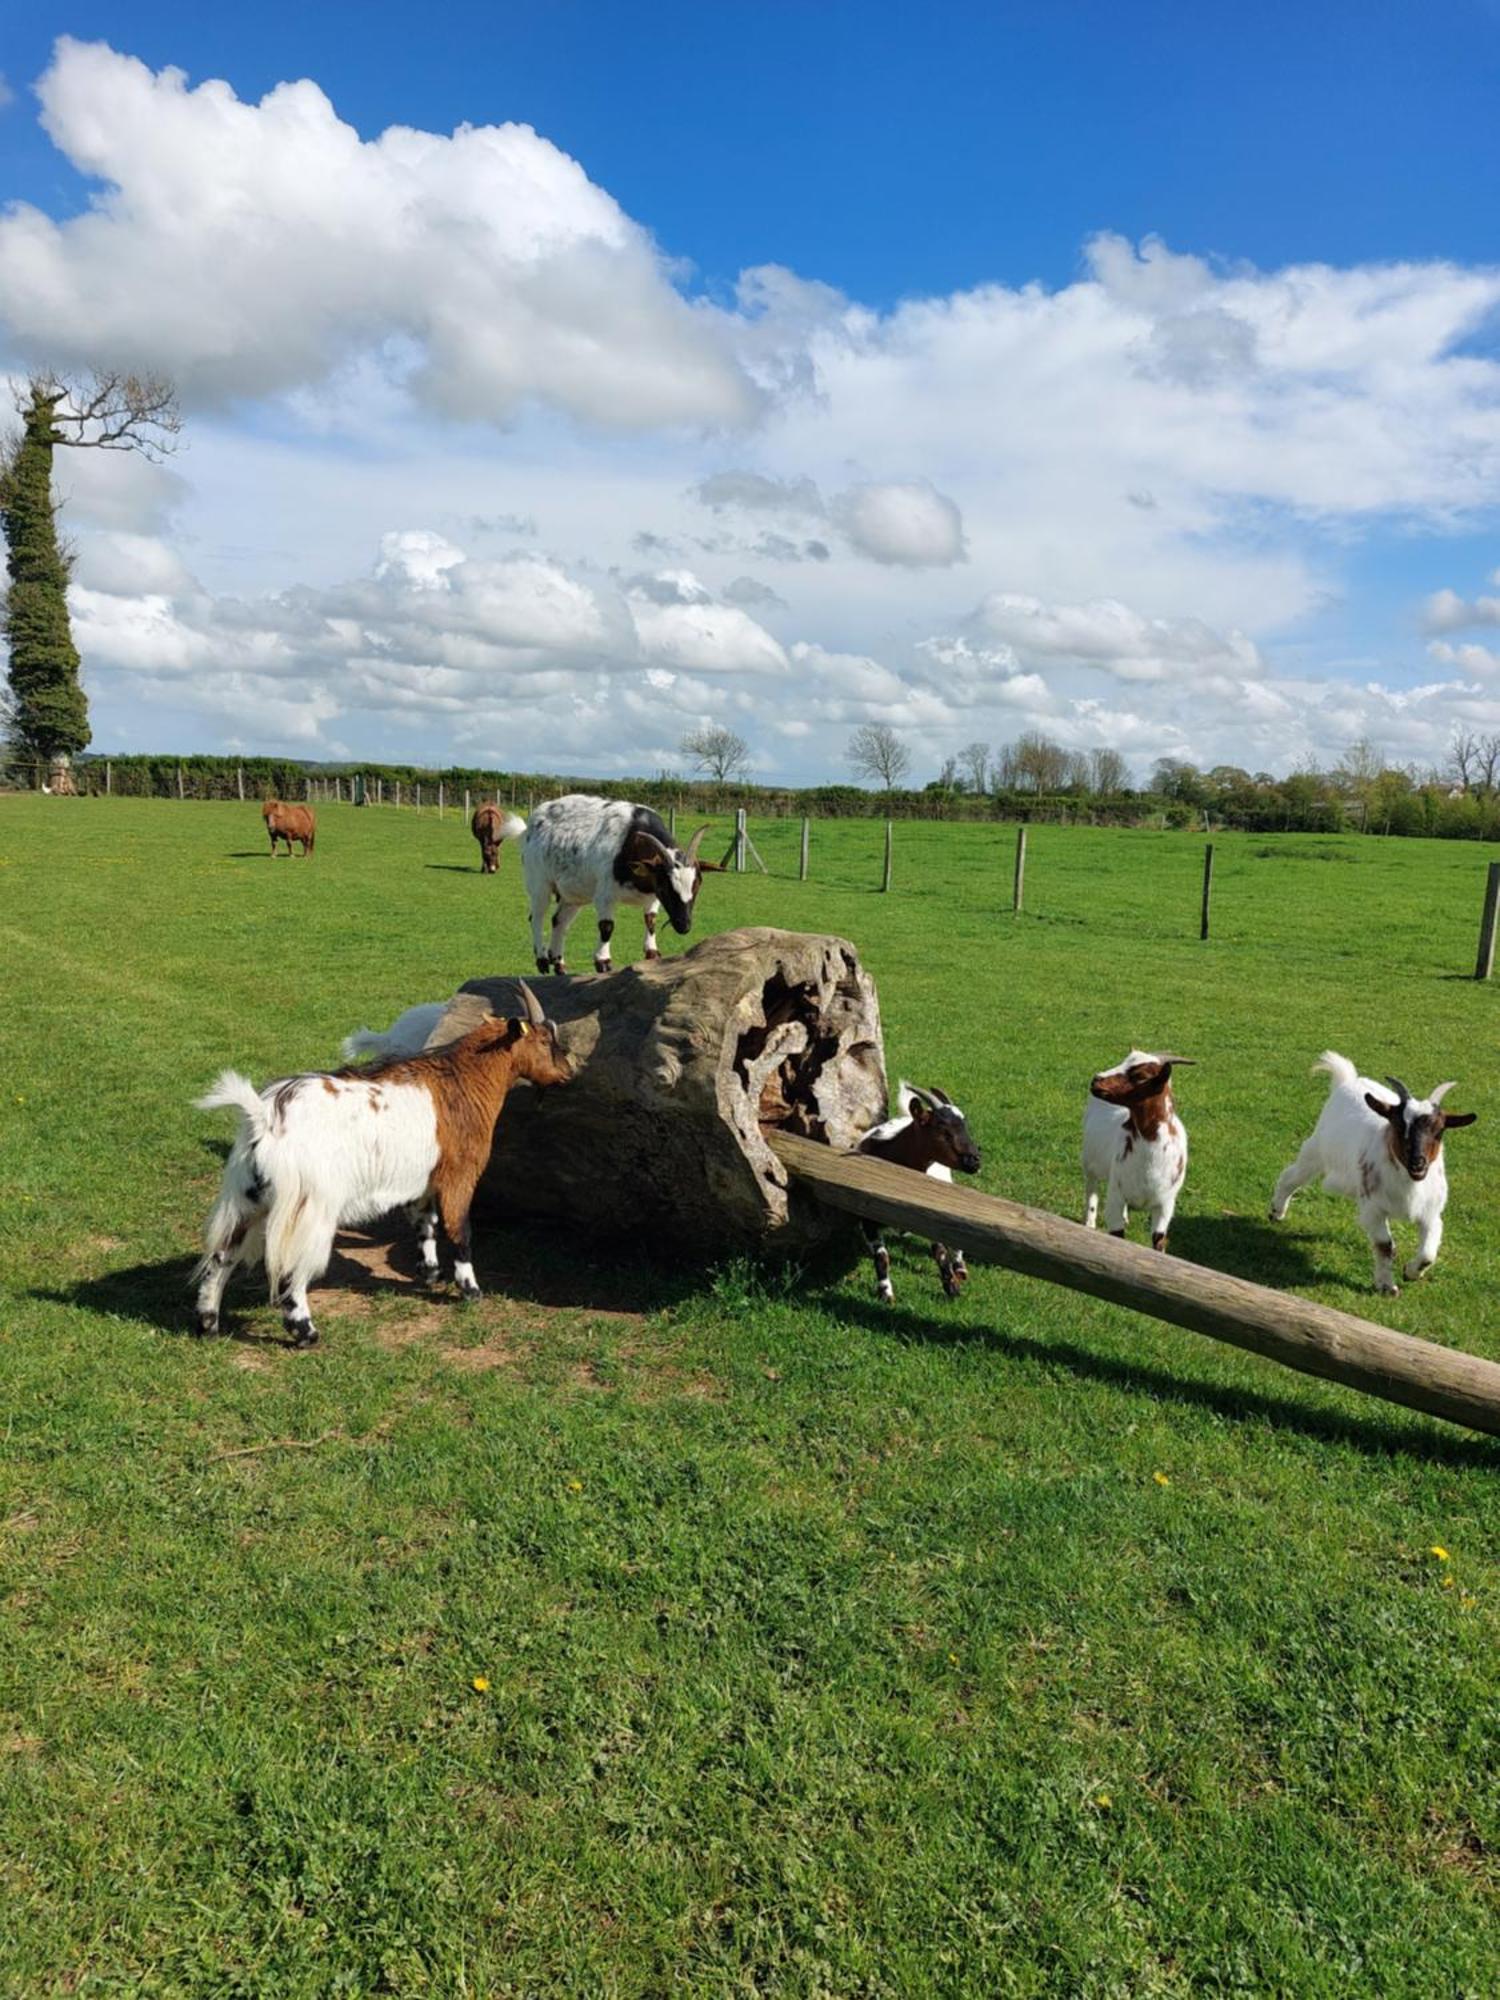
<box><xmin>342</xmin><ymin>1000</ymin><xmax>449</xmax><ymax>1065</ymax></box>
<box><xmin>1269</xmin><ymin>1053</ymin><xmax>1477</xmax><ymax>1293</ymax></box>
<box><xmin>1082</xmin><ymin>1050</ymin><xmax>1192</xmax><ymax>1251</ymax></box>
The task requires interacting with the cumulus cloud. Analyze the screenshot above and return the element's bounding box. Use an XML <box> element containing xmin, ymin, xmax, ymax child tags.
<box><xmin>831</xmin><ymin>481</ymin><xmax>967</xmax><ymax>567</ymax></box>
<box><xmin>0</xmin><ymin>38</ymin><xmax>755</xmax><ymax>428</ymax></box>
<box><xmin>692</xmin><ymin>465</ymin><xmax>966</xmax><ymax>567</ymax></box>
<box><xmin>970</xmin><ymin>593</ymin><xmax>1263</xmax><ymax>682</ymax></box>
<box><xmin>1424</xmin><ymin>584</ymin><xmax>1500</xmax><ymax>634</ymax></box>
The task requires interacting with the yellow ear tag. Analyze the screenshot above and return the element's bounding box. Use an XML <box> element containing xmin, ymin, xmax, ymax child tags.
<box><xmin>517</xmin><ymin>1020</ymin><xmax>530</xmax><ymax>1037</ymax></box>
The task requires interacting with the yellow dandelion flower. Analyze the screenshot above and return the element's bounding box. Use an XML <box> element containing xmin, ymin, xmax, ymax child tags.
<box><xmin>1153</xmin><ymin>1471</ymin><xmax>1171</xmax><ymax>1487</ymax></box>
<box><xmin>1441</xmin><ymin>1574</ymin><xmax>1456</xmax><ymax>1590</ymax></box>
<box><xmin>1430</xmin><ymin>1546</ymin><xmax>1450</xmax><ymax>1561</ymax></box>
<box><xmin>947</xmin><ymin>1652</ymin><xmax>959</xmax><ymax>1665</ymax></box>
<box><xmin>1095</xmin><ymin>1794</ymin><xmax>1112</xmax><ymax>1809</ymax></box>
<box><xmin>471</xmin><ymin>1676</ymin><xmax>490</xmax><ymax>1692</ymax></box>
<box><xmin>1461</xmin><ymin>1595</ymin><xmax>1478</xmax><ymax>1610</ymax></box>
<box><xmin>567</xmin><ymin>1479</ymin><xmax>583</xmax><ymax>1492</ymax></box>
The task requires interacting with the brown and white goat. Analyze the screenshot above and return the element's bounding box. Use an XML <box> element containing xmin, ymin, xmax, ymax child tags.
<box><xmin>262</xmin><ymin>799</ymin><xmax>316</xmax><ymax>857</ymax></box>
<box><xmin>471</xmin><ymin>802</ymin><xmax>507</xmax><ymax>874</ymax></box>
<box><xmin>1082</xmin><ymin>1050</ymin><xmax>1192</xmax><ymax>1251</ymax></box>
<box><xmin>195</xmin><ymin>982</ymin><xmax>572</xmax><ymax>1346</ymax></box>
<box><xmin>855</xmin><ymin>1082</ymin><xmax>983</xmax><ymax>1302</ymax></box>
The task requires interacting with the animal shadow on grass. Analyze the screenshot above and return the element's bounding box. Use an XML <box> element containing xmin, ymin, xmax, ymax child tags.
<box><xmin>1167</xmin><ymin>1212</ymin><xmax>1333</xmax><ymax>1289</ymax></box>
<box><xmin>43</xmin><ymin>1215</ymin><xmax>688</xmax><ymax>1346</ymax></box>
<box><xmin>819</xmin><ymin>1271</ymin><xmax>1500</xmax><ymax>1470</ymax></box>
<box><xmin>424</xmin><ymin>863</ymin><xmax>482</xmax><ymax>873</ymax></box>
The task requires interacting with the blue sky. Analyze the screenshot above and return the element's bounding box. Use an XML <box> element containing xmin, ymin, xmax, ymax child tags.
<box><xmin>2</xmin><ymin>7</ymin><xmax>1500</xmax><ymax>777</ymax></box>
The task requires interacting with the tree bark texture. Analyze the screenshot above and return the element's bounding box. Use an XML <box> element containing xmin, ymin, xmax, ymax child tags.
<box><xmin>425</xmin><ymin>927</ymin><xmax>886</xmax><ymax>1257</ymax></box>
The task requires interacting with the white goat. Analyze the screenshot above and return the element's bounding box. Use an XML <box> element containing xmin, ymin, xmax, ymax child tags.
<box><xmin>342</xmin><ymin>1000</ymin><xmax>449</xmax><ymax>1065</ymax></box>
<box><xmin>1082</xmin><ymin>1050</ymin><xmax>1192</xmax><ymax>1251</ymax></box>
<box><xmin>195</xmin><ymin>984</ymin><xmax>571</xmax><ymax>1346</ymax></box>
<box><xmin>1269</xmin><ymin>1052</ymin><xmax>1477</xmax><ymax>1293</ymax></box>
<box><xmin>483</xmin><ymin>795</ymin><xmax>720</xmax><ymax>974</ymax></box>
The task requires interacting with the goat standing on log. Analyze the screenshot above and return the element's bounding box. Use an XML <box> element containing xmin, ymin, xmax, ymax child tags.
<box><xmin>1270</xmin><ymin>1053</ymin><xmax>1476</xmax><ymax>1293</ymax></box>
<box><xmin>262</xmin><ymin>799</ymin><xmax>316</xmax><ymax>857</ymax></box>
<box><xmin>1083</xmin><ymin>1050</ymin><xmax>1192</xmax><ymax>1251</ymax></box>
<box><xmin>855</xmin><ymin>1082</ymin><xmax>983</xmax><ymax>1302</ymax></box>
<box><xmin>471</xmin><ymin>802</ymin><xmax>506</xmax><ymax>874</ymax></box>
<box><xmin>194</xmin><ymin>982</ymin><xmax>572</xmax><ymax>1346</ymax></box>
<box><xmin>470</xmin><ymin>794</ymin><xmax>723</xmax><ymax>973</ymax></box>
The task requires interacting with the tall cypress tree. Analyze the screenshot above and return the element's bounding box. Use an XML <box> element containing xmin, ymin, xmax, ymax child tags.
<box><xmin>1</xmin><ymin>388</ymin><xmax>89</xmax><ymax>768</ymax></box>
<box><xmin>2</xmin><ymin>373</ymin><xmax>179</xmax><ymax>778</ymax></box>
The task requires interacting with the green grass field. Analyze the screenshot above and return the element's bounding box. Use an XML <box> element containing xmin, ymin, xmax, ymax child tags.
<box><xmin>2</xmin><ymin>795</ymin><xmax>1498</xmax><ymax>1996</ymax></box>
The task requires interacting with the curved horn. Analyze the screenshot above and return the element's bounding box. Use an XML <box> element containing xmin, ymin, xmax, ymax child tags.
<box><xmin>1156</xmin><ymin>1054</ymin><xmax>1195</xmax><ymax>1066</ymax></box>
<box><xmin>1385</xmin><ymin>1075</ymin><xmax>1412</xmax><ymax>1105</ymax></box>
<box><xmin>1429</xmin><ymin>1080</ymin><xmax>1458</xmax><ymax>1106</ymax></box>
<box><xmin>628</xmin><ymin>829</ymin><xmax>674</xmax><ymax>867</ymax></box>
<box><xmin>515</xmin><ymin>979</ymin><xmax>546</xmax><ymax>1027</ymax></box>
<box><xmin>683</xmin><ymin>822</ymin><xmax>712</xmax><ymax>862</ymax></box>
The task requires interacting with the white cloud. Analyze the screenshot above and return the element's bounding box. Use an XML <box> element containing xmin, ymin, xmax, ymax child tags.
<box><xmin>1428</xmin><ymin>639</ymin><xmax>1500</xmax><ymax>677</ymax></box>
<box><xmin>970</xmin><ymin>593</ymin><xmax>1263</xmax><ymax>682</ymax></box>
<box><xmin>1424</xmin><ymin>585</ymin><xmax>1500</xmax><ymax>634</ymax></box>
<box><xmin>831</xmin><ymin>480</ymin><xmax>966</xmax><ymax>567</ymax></box>
<box><xmin>0</xmin><ymin>38</ymin><xmax>754</xmax><ymax>429</ymax></box>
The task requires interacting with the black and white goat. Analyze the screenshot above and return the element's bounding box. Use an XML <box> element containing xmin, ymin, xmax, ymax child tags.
<box><xmin>855</xmin><ymin>1082</ymin><xmax>983</xmax><ymax>1302</ymax></box>
<box><xmin>478</xmin><ymin>794</ymin><xmax>723</xmax><ymax>974</ymax></box>
<box><xmin>195</xmin><ymin>982</ymin><xmax>572</xmax><ymax>1346</ymax></box>
<box><xmin>1083</xmin><ymin>1050</ymin><xmax>1192</xmax><ymax>1251</ymax></box>
<box><xmin>1270</xmin><ymin>1052</ymin><xmax>1477</xmax><ymax>1293</ymax></box>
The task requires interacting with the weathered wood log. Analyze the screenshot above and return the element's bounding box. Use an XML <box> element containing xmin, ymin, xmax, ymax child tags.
<box><xmin>769</xmin><ymin>1131</ymin><xmax>1500</xmax><ymax>1439</ymax></box>
<box><xmin>426</xmin><ymin>929</ymin><xmax>886</xmax><ymax>1257</ymax></box>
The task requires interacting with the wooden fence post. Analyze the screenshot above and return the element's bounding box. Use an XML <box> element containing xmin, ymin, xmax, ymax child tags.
<box><xmin>438</xmin><ymin>781</ymin><xmax>445</xmax><ymax>817</ymax></box>
<box><xmin>799</xmin><ymin>816</ymin><xmax>810</xmax><ymax>881</ymax></box>
<box><xmin>1476</xmin><ymin>861</ymin><xmax>1500</xmax><ymax>980</ymax></box>
<box><xmin>881</xmin><ymin>819</ymin><xmax>893</xmax><ymax>893</ymax></box>
<box><xmin>668</xmin><ymin>805</ymin><xmax>677</xmax><ymax>839</ymax></box>
<box><xmin>1201</xmin><ymin>843</ymin><xmax>1215</xmax><ymax>942</ymax></box>
<box><xmin>105</xmin><ymin>760</ymin><xmax>112</xmax><ymax>797</ymax></box>
<box><xmin>735</xmin><ymin>807</ymin><xmax>747</xmax><ymax>873</ymax></box>
<box><xmin>177</xmin><ymin>765</ymin><xmax>185</xmax><ymax>801</ymax></box>
<box><xmin>1013</xmin><ymin>825</ymin><xmax>1027</xmax><ymax>913</ymax></box>
<box><xmin>236</xmin><ymin>764</ymin><xmax>244</xmax><ymax>801</ymax></box>
<box><xmin>464</xmin><ymin>788</ymin><xmax>471</xmax><ymax>819</ymax></box>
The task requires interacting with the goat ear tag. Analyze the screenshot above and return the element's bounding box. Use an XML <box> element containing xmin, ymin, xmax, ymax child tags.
<box><xmin>516</xmin><ymin>1019</ymin><xmax>531</xmax><ymax>1037</ymax></box>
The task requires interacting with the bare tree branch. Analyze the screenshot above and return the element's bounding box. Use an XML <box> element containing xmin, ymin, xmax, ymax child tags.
<box><xmin>25</xmin><ymin>371</ymin><xmax>182</xmax><ymax>461</ymax></box>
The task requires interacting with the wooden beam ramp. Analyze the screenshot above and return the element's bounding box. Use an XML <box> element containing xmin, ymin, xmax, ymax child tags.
<box><xmin>768</xmin><ymin>1131</ymin><xmax>1500</xmax><ymax>1441</ymax></box>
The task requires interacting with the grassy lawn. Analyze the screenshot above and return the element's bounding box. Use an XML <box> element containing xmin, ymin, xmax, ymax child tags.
<box><xmin>2</xmin><ymin>795</ymin><xmax>1498</xmax><ymax>1996</ymax></box>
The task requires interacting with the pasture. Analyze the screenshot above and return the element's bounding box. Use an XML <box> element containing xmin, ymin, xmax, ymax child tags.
<box><xmin>2</xmin><ymin>795</ymin><xmax>1498</xmax><ymax>1996</ymax></box>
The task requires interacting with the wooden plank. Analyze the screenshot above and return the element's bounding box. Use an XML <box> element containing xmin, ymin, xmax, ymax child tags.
<box><xmin>1013</xmin><ymin>825</ymin><xmax>1026</xmax><ymax>913</ymax></box>
<box><xmin>767</xmin><ymin>1130</ymin><xmax>1500</xmax><ymax>1439</ymax></box>
<box><xmin>1201</xmin><ymin>842</ymin><xmax>1214</xmax><ymax>941</ymax></box>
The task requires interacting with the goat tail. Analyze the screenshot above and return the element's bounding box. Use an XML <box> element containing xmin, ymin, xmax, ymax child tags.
<box><xmin>195</xmin><ymin>1070</ymin><xmax>269</xmax><ymax>1141</ymax></box>
<box><xmin>497</xmin><ymin>811</ymin><xmax>527</xmax><ymax>843</ymax></box>
<box><xmin>1312</xmin><ymin>1050</ymin><xmax>1358</xmax><ymax>1090</ymax></box>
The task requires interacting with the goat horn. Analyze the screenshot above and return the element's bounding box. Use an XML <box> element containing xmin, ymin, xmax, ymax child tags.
<box><xmin>1157</xmin><ymin>1054</ymin><xmax>1195</xmax><ymax>1065</ymax></box>
<box><xmin>631</xmin><ymin>830</ymin><xmax>674</xmax><ymax>865</ymax></box>
<box><xmin>1429</xmin><ymin>1080</ymin><xmax>1458</xmax><ymax>1106</ymax></box>
<box><xmin>1385</xmin><ymin>1075</ymin><xmax>1412</xmax><ymax>1104</ymax></box>
<box><xmin>515</xmin><ymin>979</ymin><xmax>546</xmax><ymax>1027</ymax></box>
<box><xmin>683</xmin><ymin>822</ymin><xmax>712</xmax><ymax>861</ymax></box>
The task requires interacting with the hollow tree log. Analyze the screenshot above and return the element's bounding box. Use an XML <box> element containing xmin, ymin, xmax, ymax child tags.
<box><xmin>424</xmin><ymin>928</ymin><xmax>886</xmax><ymax>1258</ymax></box>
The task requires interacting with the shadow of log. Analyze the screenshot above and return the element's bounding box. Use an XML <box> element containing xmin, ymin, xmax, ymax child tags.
<box><xmin>818</xmin><ymin>1282</ymin><xmax>1500</xmax><ymax>1468</ymax></box>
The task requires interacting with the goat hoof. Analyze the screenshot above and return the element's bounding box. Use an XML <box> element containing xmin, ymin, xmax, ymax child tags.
<box><xmin>458</xmin><ymin>1280</ymin><xmax>482</xmax><ymax>1303</ymax></box>
<box><xmin>1404</xmin><ymin>1262</ymin><xmax>1431</xmax><ymax>1283</ymax></box>
<box><xmin>194</xmin><ymin>1313</ymin><xmax>220</xmax><ymax>1338</ymax></box>
<box><xmin>289</xmin><ymin>1320</ymin><xmax>318</xmax><ymax>1347</ymax></box>
<box><xmin>1377</xmin><ymin>1282</ymin><xmax>1400</xmax><ymax>1298</ymax></box>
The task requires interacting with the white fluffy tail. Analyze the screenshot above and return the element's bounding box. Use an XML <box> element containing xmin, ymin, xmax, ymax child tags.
<box><xmin>498</xmin><ymin>811</ymin><xmax>526</xmax><ymax>842</ymax></box>
<box><xmin>341</xmin><ymin>1028</ymin><xmax>386</xmax><ymax>1062</ymax></box>
<box><xmin>195</xmin><ymin>1070</ymin><xmax>269</xmax><ymax>1140</ymax></box>
<box><xmin>263</xmin><ymin>1181</ymin><xmax>337</xmax><ymax>1298</ymax></box>
<box><xmin>1313</xmin><ymin>1050</ymin><xmax>1358</xmax><ymax>1090</ymax></box>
